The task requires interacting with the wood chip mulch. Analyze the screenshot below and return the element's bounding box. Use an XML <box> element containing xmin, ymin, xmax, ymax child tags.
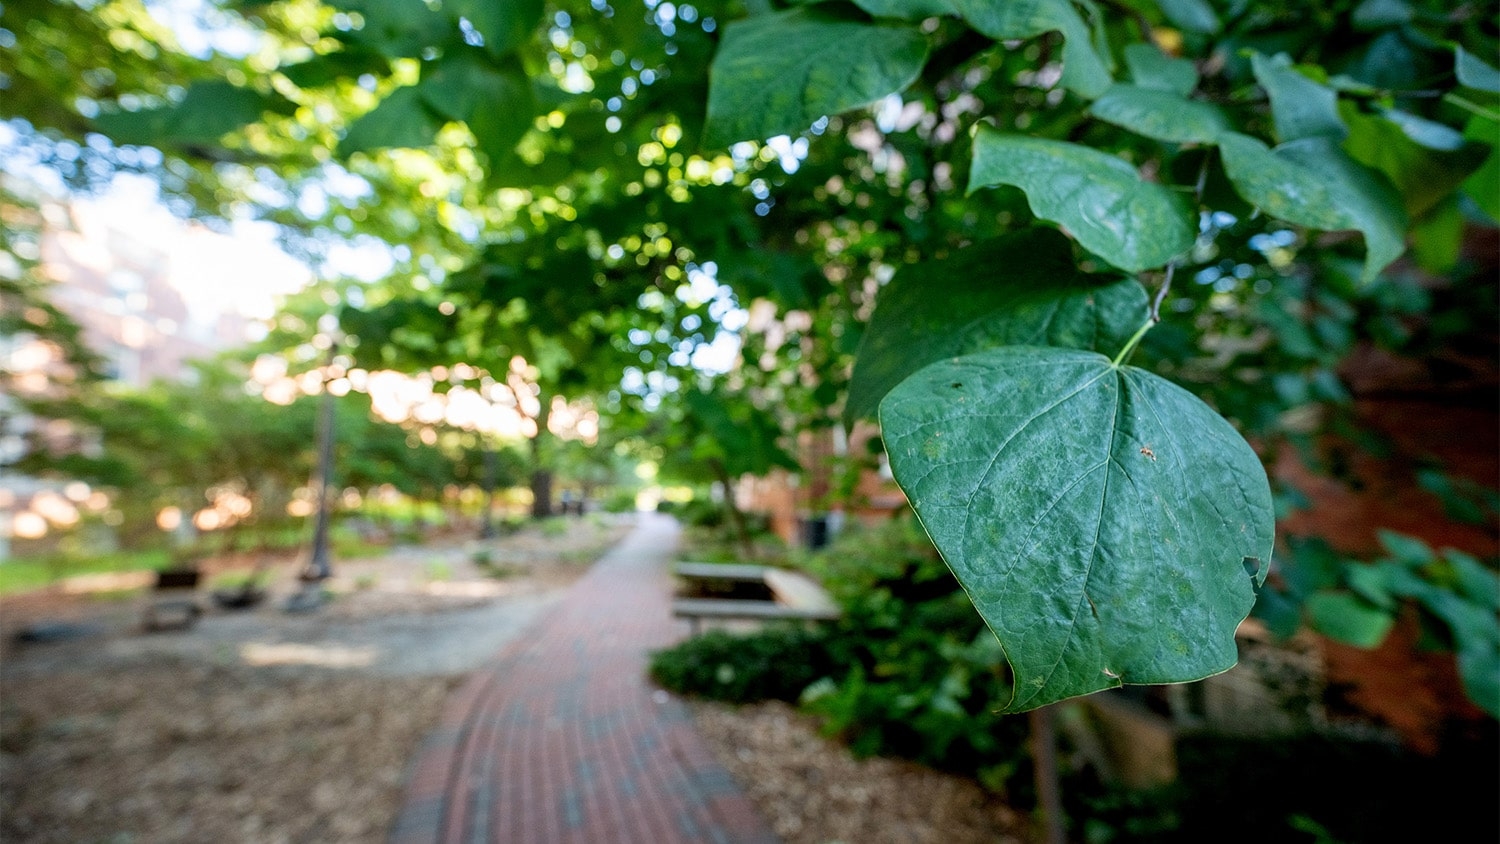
<box><xmin>688</xmin><ymin>699</ymin><xmax>1031</xmax><ymax>844</ymax></box>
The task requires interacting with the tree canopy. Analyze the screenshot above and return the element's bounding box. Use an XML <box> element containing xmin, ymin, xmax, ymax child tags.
<box><xmin>3</xmin><ymin>0</ymin><xmax>1496</xmax><ymax>714</ymax></box>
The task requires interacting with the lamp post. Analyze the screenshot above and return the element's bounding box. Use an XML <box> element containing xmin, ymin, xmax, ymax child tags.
<box><xmin>288</xmin><ymin>317</ymin><xmax>341</xmax><ymax>610</ymax></box>
<box><xmin>301</xmin><ymin>337</ymin><xmax>338</xmax><ymax>582</ymax></box>
<box><xmin>478</xmin><ymin>434</ymin><xmax>498</xmax><ymax>539</ymax></box>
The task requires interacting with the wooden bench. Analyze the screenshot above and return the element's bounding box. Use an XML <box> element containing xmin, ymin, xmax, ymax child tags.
<box><xmin>143</xmin><ymin>567</ymin><xmax>203</xmax><ymax>631</ymax></box>
<box><xmin>671</xmin><ymin>563</ymin><xmax>840</xmax><ymax>635</ymax></box>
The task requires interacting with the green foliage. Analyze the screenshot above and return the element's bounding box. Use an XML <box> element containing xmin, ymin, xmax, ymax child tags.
<box><xmin>93</xmin><ymin>81</ymin><xmax>296</xmax><ymax>148</ymax></box>
<box><xmin>648</xmin><ymin>626</ymin><xmax>833</xmax><ymax>704</ymax></box>
<box><xmin>1087</xmin><ymin>84</ymin><xmax>1230</xmax><ymax>145</ymax></box>
<box><xmin>1258</xmin><ymin>533</ymin><xmax>1500</xmax><ymax>717</ymax></box>
<box><xmin>1217</xmin><ymin>133</ymin><xmax>1407</xmax><ymax>285</ymax></box>
<box><xmin>656</xmin><ymin>517</ymin><xmax>1031</xmax><ymax>782</ymax></box>
<box><xmin>11</xmin><ymin>0</ymin><xmax>1495</xmax><ymax>719</ymax></box>
<box><xmin>968</xmin><ymin>129</ymin><xmax>1194</xmax><ymax>272</ymax></box>
<box><xmin>793</xmin><ymin>520</ymin><xmax>1030</xmax><ymax>781</ymax></box>
<box><xmin>704</xmin><ymin>5</ymin><xmax>930</xmax><ymax>146</ymax></box>
<box><xmin>844</xmin><ymin>226</ymin><xmax>1148</xmax><ymax>423</ymax></box>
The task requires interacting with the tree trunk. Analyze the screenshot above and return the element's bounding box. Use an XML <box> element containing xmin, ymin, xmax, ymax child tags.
<box><xmin>479</xmin><ymin>438</ymin><xmax>498</xmax><ymax>538</ymax></box>
<box><xmin>709</xmin><ymin>458</ymin><xmax>754</xmax><ymax>559</ymax></box>
<box><xmin>303</xmin><ymin>355</ymin><xmax>338</xmax><ymax>582</ymax></box>
<box><xmin>1030</xmin><ymin>704</ymin><xmax>1066</xmax><ymax>844</ymax></box>
<box><xmin>529</xmin><ymin>430</ymin><xmax>553</xmax><ymax>518</ymax></box>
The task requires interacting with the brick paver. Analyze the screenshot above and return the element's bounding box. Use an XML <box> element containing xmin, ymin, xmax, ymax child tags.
<box><xmin>391</xmin><ymin>514</ymin><xmax>780</xmax><ymax>844</ymax></box>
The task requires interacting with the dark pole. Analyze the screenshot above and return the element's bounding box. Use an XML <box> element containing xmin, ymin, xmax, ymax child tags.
<box><xmin>301</xmin><ymin>341</ymin><xmax>337</xmax><ymax>582</ymax></box>
<box><xmin>479</xmin><ymin>435</ymin><xmax>497</xmax><ymax>539</ymax></box>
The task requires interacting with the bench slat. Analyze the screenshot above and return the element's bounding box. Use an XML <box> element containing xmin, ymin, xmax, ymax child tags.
<box><xmin>673</xmin><ymin>562</ymin><xmax>772</xmax><ymax>581</ymax></box>
<box><xmin>763</xmin><ymin>569</ymin><xmax>839</xmax><ymax>613</ymax></box>
<box><xmin>671</xmin><ymin>598</ymin><xmax>840</xmax><ymax>621</ymax></box>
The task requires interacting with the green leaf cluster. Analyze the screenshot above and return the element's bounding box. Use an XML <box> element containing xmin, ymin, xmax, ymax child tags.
<box><xmin>1259</xmin><ymin>533</ymin><xmax>1499</xmax><ymax>717</ymax></box>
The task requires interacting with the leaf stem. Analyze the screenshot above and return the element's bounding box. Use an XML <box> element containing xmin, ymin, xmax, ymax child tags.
<box><xmin>1111</xmin><ymin>318</ymin><xmax>1154</xmax><ymax>368</ymax></box>
<box><xmin>1444</xmin><ymin>92</ymin><xmax>1500</xmax><ymax>123</ymax></box>
<box><xmin>1149</xmin><ymin>261</ymin><xmax>1178</xmax><ymax>323</ymax></box>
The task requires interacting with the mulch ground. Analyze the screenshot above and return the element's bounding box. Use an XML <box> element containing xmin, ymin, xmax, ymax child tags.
<box><xmin>689</xmin><ymin>700</ymin><xmax>1030</xmax><ymax>844</ymax></box>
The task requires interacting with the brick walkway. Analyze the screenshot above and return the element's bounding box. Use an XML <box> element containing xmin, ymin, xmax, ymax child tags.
<box><xmin>390</xmin><ymin>514</ymin><xmax>779</xmax><ymax>844</ymax></box>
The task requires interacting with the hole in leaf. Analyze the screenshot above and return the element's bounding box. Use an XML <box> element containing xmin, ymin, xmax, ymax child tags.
<box><xmin>1243</xmin><ymin>557</ymin><xmax>1264</xmax><ymax>591</ymax></box>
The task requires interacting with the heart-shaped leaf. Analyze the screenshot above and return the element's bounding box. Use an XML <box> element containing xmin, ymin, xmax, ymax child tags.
<box><xmin>846</xmin><ymin>227</ymin><xmax>1147</xmax><ymax>424</ymax></box>
<box><xmin>336</xmin><ymin>85</ymin><xmax>445</xmax><ymax>158</ymax></box>
<box><xmin>95</xmin><ymin>81</ymin><xmax>295</xmax><ymax>147</ymax></box>
<box><xmin>1219</xmin><ymin>132</ymin><xmax>1407</xmax><ymax>284</ymax></box>
<box><xmin>1251</xmin><ymin>53</ymin><xmax>1347</xmax><ymax>143</ymax></box>
<box><xmin>1342</xmin><ymin>105</ymin><xmax>1490</xmax><ymax>218</ymax></box>
<box><xmin>850</xmin><ymin>0</ymin><xmax>1113</xmax><ymax>98</ymax></box>
<box><xmin>1088</xmin><ymin>84</ymin><xmax>1229</xmax><ymax>144</ymax></box>
<box><xmin>969</xmin><ymin>128</ymin><xmax>1195</xmax><ymax>272</ymax></box>
<box><xmin>704</xmin><ymin>5</ymin><xmax>930</xmax><ymax>146</ymax></box>
<box><xmin>880</xmin><ymin>347</ymin><xmax>1274</xmax><ymax>712</ymax></box>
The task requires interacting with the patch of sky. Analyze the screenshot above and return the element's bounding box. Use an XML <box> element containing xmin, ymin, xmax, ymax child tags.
<box><xmin>146</xmin><ymin>0</ymin><xmax>260</xmax><ymax>59</ymax></box>
<box><xmin>1249</xmin><ymin>229</ymin><xmax>1298</xmax><ymax>252</ymax></box>
<box><xmin>764</xmin><ymin>135</ymin><xmax>808</xmax><ymax>174</ymax></box>
<box><xmin>459</xmin><ymin>17</ymin><xmax>485</xmax><ymax>47</ymax></box>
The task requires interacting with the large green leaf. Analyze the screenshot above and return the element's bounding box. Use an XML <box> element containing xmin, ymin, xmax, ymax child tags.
<box><xmin>969</xmin><ymin>128</ymin><xmax>1193</xmax><ymax>272</ymax></box>
<box><xmin>949</xmin><ymin>0</ymin><xmax>1112</xmax><ymax>99</ymax></box>
<box><xmin>1457</xmin><ymin>645</ymin><xmax>1500</xmax><ymax>718</ymax></box>
<box><xmin>416</xmin><ymin>48</ymin><xmax>535</xmax><ymax>164</ymax></box>
<box><xmin>1218</xmin><ymin>132</ymin><xmax>1407</xmax><ymax>284</ymax></box>
<box><xmin>703</xmin><ymin>6</ymin><xmax>929</xmax><ymax>146</ymax></box>
<box><xmin>846</xmin><ymin>227</ymin><xmax>1147</xmax><ymax>424</ymax></box>
<box><xmin>1251</xmin><ymin>53</ymin><xmax>1346</xmax><ymax>143</ymax></box>
<box><xmin>279</xmin><ymin>48</ymin><xmax>391</xmax><ymax>89</ymax></box>
<box><xmin>1342</xmin><ymin>104</ymin><xmax>1490</xmax><ymax>218</ymax></box>
<box><xmin>1088</xmin><ymin>84</ymin><xmax>1228</xmax><ymax>144</ymax></box>
<box><xmin>1123</xmin><ymin>43</ymin><xmax>1197</xmax><ymax>96</ymax></box>
<box><xmin>1410</xmin><ymin>198</ymin><xmax>1463</xmax><ymax>272</ymax></box>
<box><xmin>880</xmin><ymin>346</ymin><xmax>1274</xmax><ymax>712</ymax></box>
<box><xmin>336</xmin><ymin>85</ymin><xmax>445</xmax><ymax>158</ymax></box>
<box><xmin>327</xmin><ymin>0</ymin><xmax>454</xmax><ymax>59</ymax></box>
<box><xmin>447</xmin><ymin>0</ymin><xmax>544</xmax><ymax>59</ymax></box>
<box><xmin>94</xmin><ymin>81</ymin><xmax>294</xmax><ymax>147</ymax></box>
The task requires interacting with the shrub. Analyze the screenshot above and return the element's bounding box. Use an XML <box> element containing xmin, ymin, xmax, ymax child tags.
<box><xmin>658</xmin><ymin>515</ymin><xmax>1033</xmax><ymax>787</ymax></box>
<box><xmin>648</xmin><ymin>626</ymin><xmax>832</xmax><ymax>705</ymax></box>
<box><xmin>600</xmin><ymin>488</ymin><xmax>639</xmax><ymax>513</ymax></box>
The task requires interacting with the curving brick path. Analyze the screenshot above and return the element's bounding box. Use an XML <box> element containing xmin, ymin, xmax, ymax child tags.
<box><xmin>390</xmin><ymin>513</ymin><xmax>779</xmax><ymax>844</ymax></box>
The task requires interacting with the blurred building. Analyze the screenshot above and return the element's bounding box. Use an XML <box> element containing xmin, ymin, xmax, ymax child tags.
<box><xmin>1</xmin><ymin>174</ymin><xmax>301</xmax><ymax>558</ymax></box>
<box><xmin>40</xmin><ymin>199</ymin><xmax>255</xmax><ymax>386</ymax></box>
